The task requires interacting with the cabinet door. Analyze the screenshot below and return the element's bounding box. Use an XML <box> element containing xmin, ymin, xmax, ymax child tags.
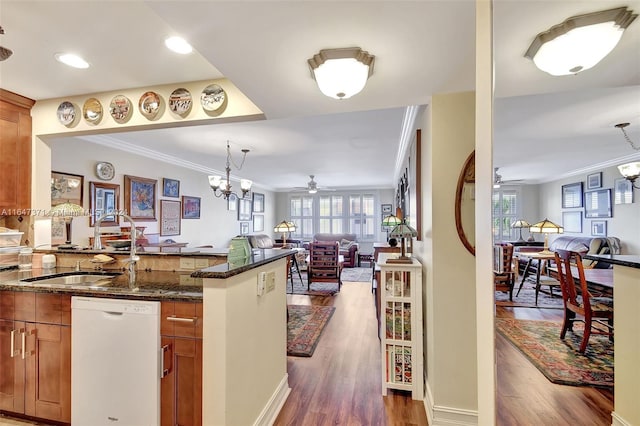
<box><xmin>161</xmin><ymin>336</ymin><xmax>202</xmax><ymax>426</ymax></box>
<box><xmin>24</xmin><ymin>323</ymin><xmax>71</xmax><ymax>423</ymax></box>
<box><xmin>0</xmin><ymin>320</ymin><xmax>25</xmax><ymax>413</ymax></box>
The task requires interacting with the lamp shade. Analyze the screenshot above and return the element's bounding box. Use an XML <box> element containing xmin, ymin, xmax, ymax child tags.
<box><xmin>529</xmin><ymin>218</ymin><xmax>564</xmax><ymax>234</ymax></box>
<box><xmin>382</xmin><ymin>215</ymin><xmax>402</xmax><ymax>228</ymax></box>
<box><xmin>49</xmin><ymin>202</ymin><xmax>85</xmax><ymax>218</ymax></box>
<box><xmin>274</xmin><ymin>220</ymin><xmax>296</xmax><ymax>233</ymax></box>
<box><xmin>525</xmin><ymin>7</ymin><xmax>637</xmax><ymax>76</ymax></box>
<box><xmin>511</xmin><ymin>219</ymin><xmax>531</xmax><ymax>229</ymax></box>
<box><xmin>308</xmin><ymin>47</ymin><xmax>375</xmax><ymax>99</ymax></box>
<box><xmin>389</xmin><ymin>223</ymin><xmax>418</xmax><ymax>239</ymax></box>
<box><xmin>618</xmin><ymin>162</ymin><xmax>640</xmax><ymax>179</ymax></box>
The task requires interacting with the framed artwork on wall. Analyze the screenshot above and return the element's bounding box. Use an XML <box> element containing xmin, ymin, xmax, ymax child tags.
<box><xmin>253</xmin><ymin>214</ymin><xmax>264</xmax><ymax>232</ymax></box>
<box><xmin>51</xmin><ymin>171</ymin><xmax>84</xmax><ymax>207</ymax></box>
<box><xmin>561</xmin><ymin>182</ymin><xmax>583</xmax><ymax>208</ymax></box>
<box><xmin>591</xmin><ymin>220</ymin><xmax>607</xmax><ymax>237</ymax></box>
<box><xmin>124</xmin><ymin>175</ymin><xmax>157</xmax><ymax>220</ymax></box>
<box><xmin>162</xmin><ymin>178</ymin><xmax>180</xmax><ymax>198</ymax></box>
<box><xmin>181</xmin><ymin>196</ymin><xmax>201</xmax><ymax>219</ymax></box>
<box><xmin>240</xmin><ymin>222</ymin><xmax>249</xmax><ymax>235</ymax></box>
<box><xmin>252</xmin><ymin>192</ymin><xmax>265</xmax><ymax>213</ymax></box>
<box><xmin>584</xmin><ymin>189</ymin><xmax>612</xmax><ymax>218</ymax></box>
<box><xmin>160</xmin><ymin>199</ymin><xmax>181</xmax><ymax>236</ymax></box>
<box><xmin>614</xmin><ymin>178</ymin><xmax>633</xmax><ymax>204</ymax></box>
<box><xmin>89</xmin><ymin>182</ymin><xmax>120</xmax><ymax>227</ymax></box>
<box><xmin>228</xmin><ymin>193</ymin><xmax>237</xmax><ymax>211</ymax></box>
<box><xmin>382</xmin><ymin>204</ymin><xmax>393</xmax><ymax>214</ymax></box>
<box><xmin>238</xmin><ymin>198</ymin><xmax>252</xmax><ymax>221</ymax></box>
<box><xmin>562</xmin><ymin>210</ymin><xmax>582</xmax><ymax>233</ymax></box>
<box><xmin>587</xmin><ymin>172</ymin><xmax>602</xmax><ymax>190</ymax></box>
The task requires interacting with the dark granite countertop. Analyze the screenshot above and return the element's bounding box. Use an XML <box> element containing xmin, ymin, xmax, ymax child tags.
<box><xmin>192</xmin><ymin>248</ymin><xmax>294</xmax><ymax>279</ymax></box>
<box><xmin>0</xmin><ymin>267</ymin><xmax>204</xmax><ymax>301</ymax></box>
<box><xmin>34</xmin><ymin>247</ymin><xmax>229</xmax><ymax>257</ymax></box>
<box><xmin>583</xmin><ymin>254</ymin><xmax>640</xmax><ymax>269</ymax></box>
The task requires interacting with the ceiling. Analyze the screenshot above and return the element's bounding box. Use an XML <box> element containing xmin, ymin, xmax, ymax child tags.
<box><xmin>1</xmin><ymin>1</ymin><xmax>639</xmax><ymax>190</ymax></box>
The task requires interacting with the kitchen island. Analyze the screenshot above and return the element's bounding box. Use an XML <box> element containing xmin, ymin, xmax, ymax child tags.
<box><xmin>584</xmin><ymin>254</ymin><xmax>640</xmax><ymax>426</ymax></box>
<box><xmin>0</xmin><ymin>248</ymin><xmax>293</xmax><ymax>425</ymax></box>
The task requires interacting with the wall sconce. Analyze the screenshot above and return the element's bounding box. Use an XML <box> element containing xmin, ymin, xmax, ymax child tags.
<box><xmin>529</xmin><ymin>218</ymin><xmax>563</xmax><ymax>255</ymax></box>
<box><xmin>524</xmin><ymin>7</ymin><xmax>637</xmax><ymax>76</ymax></box>
<box><xmin>618</xmin><ymin>161</ymin><xmax>640</xmax><ymax>189</ymax></box>
<box><xmin>308</xmin><ymin>47</ymin><xmax>375</xmax><ymax>99</ymax></box>
<box><xmin>208</xmin><ymin>141</ymin><xmax>252</xmax><ymax>200</ymax></box>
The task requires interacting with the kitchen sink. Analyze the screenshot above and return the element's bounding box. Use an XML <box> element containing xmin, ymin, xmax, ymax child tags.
<box><xmin>20</xmin><ymin>271</ymin><xmax>122</xmax><ymax>288</ymax></box>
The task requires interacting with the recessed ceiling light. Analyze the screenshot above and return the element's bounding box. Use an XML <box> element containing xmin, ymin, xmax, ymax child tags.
<box><xmin>165</xmin><ymin>36</ymin><xmax>192</xmax><ymax>54</ymax></box>
<box><xmin>54</xmin><ymin>53</ymin><xmax>89</xmax><ymax>69</ymax></box>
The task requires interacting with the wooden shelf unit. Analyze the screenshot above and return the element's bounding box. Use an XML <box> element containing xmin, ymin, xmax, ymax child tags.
<box><xmin>378</xmin><ymin>255</ymin><xmax>423</xmax><ymax>400</ymax></box>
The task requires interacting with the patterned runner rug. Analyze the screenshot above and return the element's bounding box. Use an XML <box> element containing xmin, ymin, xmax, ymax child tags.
<box><xmin>287</xmin><ymin>304</ymin><xmax>335</xmax><ymax>357</ymax></box>
<box><xmin>496</xmin><ymin>318</ymin><xmax>613</xmax><ymax>388</ymax></box>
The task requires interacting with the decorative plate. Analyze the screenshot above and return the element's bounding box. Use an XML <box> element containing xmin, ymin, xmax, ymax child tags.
<box><xmin>138</xmin><ymin>91</ymin><xmax>161</xmax><ymax>120</ymax></box>
<box><xmin>109</xmin><ymin>95</ymin><xmax>132</xmax><ymax>123</ymax></box>
<box><xmin>82</xmin><ymin>98</ymin><xmax>103</xmax><ymax>124</ymax></box>
<box><xmin>57</xmin><ymin>101</ymin><xmax>76</xmax><ymax>126</ymax></box>
<box><xmin>200</xmin><ymin>84</ymin><xmax>226</xmax><ymax>112</ymax></box>
<box><xmin>96</xmin><ymin>162</ymin><xmax>115</xmax><ymax>181</ymax></box>
<box><xmin>168</xmin><ymin>88</ymin><xmax>192</xmax><ymax>116</ymax></box>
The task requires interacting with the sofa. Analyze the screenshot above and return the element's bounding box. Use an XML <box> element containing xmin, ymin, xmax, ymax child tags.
<box><xmin>515</xmin><ymin>236</ymin><xmax>621</xmax><ymax>273</ymax></box>
<box><xmin>308</xmin><ymin>233</ymin><xmax>359</xmax><ymax>268</ymax></box>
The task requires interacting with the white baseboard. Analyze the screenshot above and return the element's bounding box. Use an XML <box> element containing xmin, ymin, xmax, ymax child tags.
<box><xmin>424</xmin><ymin>382</ymin><xmax>478</xmax><ymax>426</ymax></box>
<box><xmin>612</xmin><ymin>411</ymin><xmax>632</xmax><ymax>426</ymax></box>
<box><xmin>253</xmin><ymin>374</ymin><xmax>291</xmax><ymax>426</ymax></box>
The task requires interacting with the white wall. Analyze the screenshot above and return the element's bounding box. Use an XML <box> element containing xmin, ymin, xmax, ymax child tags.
<box><xmin>538</xmin><ymin>165</ymin><xmax>640</xmax><ymax>253</ymax></box>
<box><xmin>51</xmin><ymin>138</ymin><xmax>276</xmax><ymax>248</ymax></box>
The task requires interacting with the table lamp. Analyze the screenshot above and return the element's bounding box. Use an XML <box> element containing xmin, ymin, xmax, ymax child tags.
<box><xmin>388</xmin><ymin>220</ymin><xmax>418</xmax><ymax>264</ymax></box>
<box><xmin>382</xmin><ymin>214</ymin><xmax>402</xmax><ymax>242</ymax></box>
<box><xmin>511</xmin><ymin>219</ymin><xmax>531</xmax><ymax>242</ymax></box>
<box><xmin>50</xmin><ymin>202</ymin><xmax>85</xmax><ymax>249</ymax></box>
<box><xmin>529</xmin><ymin>218</ymin><xmax>563</xmax><ymax>255</ymax></box>
<box><xmin>274</xmin><ymin>220</ymin><xmax>296</xmax><ymax>247</ymax></box>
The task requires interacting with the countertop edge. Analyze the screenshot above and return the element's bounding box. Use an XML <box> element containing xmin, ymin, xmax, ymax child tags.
<box><xmin>191</xmin><ymin>249</ymin><xmax>293</xmax><ymax>279</ymax></box>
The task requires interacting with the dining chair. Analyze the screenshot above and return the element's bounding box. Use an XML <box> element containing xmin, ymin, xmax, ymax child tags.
<box><xmin>494</xmin><ymin>243</ymin><xmax>515</xmax><ymax>301</ymax></box>
<box><xmin>554</xmin><ymin>249</ymin><xmax>614</xmax><ymax>353</ymax></box>
<box><xmin>307</xmin><ymin>241</ymin><xmax>342</xmax><ymax>292</ymax></box>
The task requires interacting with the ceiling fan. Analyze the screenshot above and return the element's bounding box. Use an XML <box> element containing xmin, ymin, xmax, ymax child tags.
<box><xmin>493</xmin><ymin>167</ymin><xmax>524</xmax><ymax>187</ymax></box>
<box><xmin>292</xmin><ymin>175</ymin><xmax>335</xmax><ymax>193</ymax></box>
<box><xmin>0</xmin><ymin>26</ymin><xmax>13</xmax><ymax>61</ymax></box>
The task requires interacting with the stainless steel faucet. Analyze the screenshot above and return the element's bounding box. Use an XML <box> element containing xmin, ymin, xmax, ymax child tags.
<box><xmin>93</xmin><ymin>212</ymin><xmax>139</xmax><ymax>288</ymax></box>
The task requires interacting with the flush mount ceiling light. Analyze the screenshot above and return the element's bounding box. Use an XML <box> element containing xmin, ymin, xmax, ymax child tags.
<box><xmin>308</xmin><ymin>47</ymin><xmax>375</xmax><ymax>99</ymax></box>
<box><xmin>55</xmin><ymin>53</ymin><xmax>89</xmax><ymax>69</ymax></box>
<box><xmin>525</xmin><ymin>7</ymin><xmax>637</xmax><ymax>76</ymax></box>
<box><xmin>165</xmin><ymin>36</ymin><xmax>192</xmax><ymax>54</ymax></box>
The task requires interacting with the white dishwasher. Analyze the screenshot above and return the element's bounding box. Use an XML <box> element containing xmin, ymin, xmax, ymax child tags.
<box><xmin>71</xmin><ymin>296</ymin><xmax>161</xmax><ymax>426</ymax></box>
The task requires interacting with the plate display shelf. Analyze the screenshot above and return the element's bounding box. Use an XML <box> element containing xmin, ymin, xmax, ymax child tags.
<box><xmin>378</xmin><ymin>253</ymin><xmax>423</xmax><ymax>400</ymax></box>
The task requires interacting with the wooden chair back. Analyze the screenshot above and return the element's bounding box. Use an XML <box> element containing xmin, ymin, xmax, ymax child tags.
<box><xmin>308</xmin><ymin>241</ymin><xmax>342</xmax><ymax>291</ymax></box>
<box><xmin>554</xmin><ymin>249</ymin><xmax>613</xmax><ymax>353</ymax></box>
<box><xmin>494</xmin><ymin>243</ymin><xmax>515</xmax><ymax>300</ymax></box>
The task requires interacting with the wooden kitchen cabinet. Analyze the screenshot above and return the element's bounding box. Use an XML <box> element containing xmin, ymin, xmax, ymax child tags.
<box><xmin>0</xmin><ymin>291</ymin><xmax>71</xmax><ymax>423</ymax></box>
<box><xmin>161</xmin><ymin>301</ymin><xmax>203</xmax><ymax>426</ymax></box>
<box><xmin>0</xmin><ymin>90</ymin><xmax>34</xmax><ymax>211</ymax></box>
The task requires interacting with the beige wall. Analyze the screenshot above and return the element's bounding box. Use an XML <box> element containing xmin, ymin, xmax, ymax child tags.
<box><xmin>414</xmin><ymin>91</ymin><xmax>478</xmax><ymax>424</ymax></box>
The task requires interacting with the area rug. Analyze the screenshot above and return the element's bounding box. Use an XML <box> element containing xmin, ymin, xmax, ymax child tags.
<box><xmin>287</xmin><ymin>304</ymin><xmax>335</xmax><ymax>357</ymax></box>
<box><xmin>496</xmin><ymin>318</ymin><xmax>613</xmax><ymax>388</ymax></box>
<box><xmin>287</xmin><ymin>268</ymin><xmax>372</xmax><ymax>296</ymax></box>
<box><xmin>495</xmin><ymin>281</ymin><xmax>564</xmax><ymax>309</ymax></box>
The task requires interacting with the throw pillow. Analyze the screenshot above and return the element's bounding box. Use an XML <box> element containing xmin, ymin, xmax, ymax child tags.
<box><xmin>340</xmin><ymin>238</ymin><xmax>353</xmax><ymax>249</ymax></box>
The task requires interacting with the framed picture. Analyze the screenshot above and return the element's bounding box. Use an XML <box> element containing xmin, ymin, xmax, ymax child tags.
<box><xmin>228</xmin><ymin>193</ymin><xmax>237</xmax><ymax>211</ymax></box>
<box><xmin>382</xmin><ymin>204</ymin><xmax>393</xmax><ymax>214</ymax></box>
<box><xmin>561</xmin><ymin>182</ymin><xmax>583</xmax><ymax>208</ymax></box>
<box><xmin>562</xmin><ymin>210</ymin><xmax>582</xmax><ymax>233</ymax></box>
<box><xmin>238</xmin><ymin>198</ymin><xmax>252</xmax><ymax>221</ymax></box>
<box><xmin>591</xmin><ymin>220</ymin><xmax>607</xmax><ymax>237</ymax></box>
<box><xmin>587</xmin><ymin>172</ymin><xmax>602</xmax><ymax>190</ymax></box>
<box><xmin>181</xmin><ymin>196</ymin><xmax>201</xmax><ymax>219</ymax></box>
<box><xmin>89</xmin><ymin>182</ymin><xmax>120</xmax><ymax>227</ymax></box>
<box><xmin>252</xmin><ymin>192</ymin><xmax>265</xmax><ymax>213</ymax></box>
<box><xmin>160</xmin><ymin>199</ymin><xmax>181</xmax><ymax>236</ymax></box>
<box><xmin>584</xmin><ymin>188</ymin><xmax>612</xmax><ymax>218</ymax></box>
<box><xmin>240</xmin><ymin>222</ymin><xmax>250</xmax><ymax>235</ymax></box>
<box><xmin>162</xmin><ymin>178</ymin><xmax>180</xmax><ymax>198</ymax></box>
<box><xmin>124</xmin><ymin>175</ymin><xmax>157</xmax><ymax>220</ymax></box>
<box><xmin>51</xmin><ymin>171</ymin><xmax>84</xmax><ymax>207</ymax></box>
<box><xmin>253</xmin><ymin>214</ymin><xmax>264</xmax><ymax>232</ymax></box>
<box><xmin>614</xmin><ymin>178</ymin><xmax>633</xmax><ymax>204</ymax></box>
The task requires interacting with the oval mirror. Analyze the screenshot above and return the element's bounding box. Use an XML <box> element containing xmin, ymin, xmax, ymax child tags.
<box><xmin>455</xmin><ymin>150</ymin><xmax>475</xmax><ymax>255</ymax></box>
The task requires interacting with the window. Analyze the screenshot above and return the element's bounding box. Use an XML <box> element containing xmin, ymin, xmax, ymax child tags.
<box><xmin>492</xmin><ymin>188</ymin><xmax>519</xmax><ymax>242</ymax></box>
<box><xmin>289</xmin><ymin>192</ymin><xmax>377</xmax><ymax>240</ymax></box>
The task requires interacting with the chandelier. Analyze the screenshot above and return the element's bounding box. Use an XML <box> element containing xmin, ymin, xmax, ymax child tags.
<box><xmin>208</xmin><ymin>141</ymin><xmax>252</xmax><ymax>200</ymax></box>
